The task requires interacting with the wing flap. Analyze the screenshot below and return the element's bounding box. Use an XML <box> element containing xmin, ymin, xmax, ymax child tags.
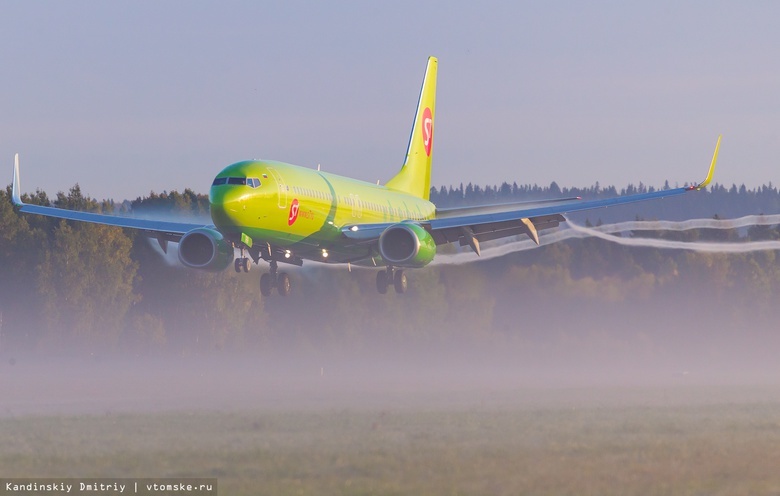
<box><xmin>432</xmin><ymin>214</ymin><xmax>564</xmax><ymax>248</ymax></box>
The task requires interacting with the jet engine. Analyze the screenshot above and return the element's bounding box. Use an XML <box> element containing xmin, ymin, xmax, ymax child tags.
<box><xmin>377</xmin><ymin>223</ymin><xmax>436</xmax><ymax>268</ymax></box>
<box><xmin>178</xmin><ymin>227</ymin><xmax>234</xmax><ymax>271</ymax></box>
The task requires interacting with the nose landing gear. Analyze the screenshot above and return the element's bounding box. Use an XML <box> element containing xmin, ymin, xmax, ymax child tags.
<box><xmin>234</xmin><ymin>246</ymin><xmax>251</xmax><ymax>273</ymax></box>
<box><xmin>233</xmin><ymin>239</ymin><xmax>296</xmax><ymax>297</ymax></box>
<box><xmin>234</xmin><ymin>257</ymin><xmax>251</xmax><ymax>273</ymax></box>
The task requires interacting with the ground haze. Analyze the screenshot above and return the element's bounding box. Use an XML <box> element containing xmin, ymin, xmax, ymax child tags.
<box><xmin>2</xmin><ymin>351</ymin><xmax>780</xmax><ymax>495</ymax></box>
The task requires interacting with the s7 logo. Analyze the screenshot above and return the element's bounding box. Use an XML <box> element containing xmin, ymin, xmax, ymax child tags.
<box><xmin>288</xmin><ymin>199</ymin><xmax>299</xmax><ymax>225</ymax></box>
<box><xmin>421</xmin><ymin>107</ymin><xmax>433</xmax><ymax>156</ymax></box>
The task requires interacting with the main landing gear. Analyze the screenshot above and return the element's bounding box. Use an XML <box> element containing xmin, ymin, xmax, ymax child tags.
<box><xmin>376</xmin><ymin>266</ymin><xmax>407</xmax><ymax>294</ymax></box>
<box><xmin>260</xmin><ymin>260</ymin><xmax>291</xmax><ymax>297</ymax></box>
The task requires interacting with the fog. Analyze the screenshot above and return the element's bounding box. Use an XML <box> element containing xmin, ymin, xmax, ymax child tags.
<box><xmin>3</xmin><ymin>318</ymin><xmax>779</xmax><ymax>418</ymax></box>
<box><xmin>5</xmin><ymin>218</ymin><xmax>780</xmax><ymax>494</ymax></box>
<box><xmin>2</xmin><ymin>220</ymin><xmax>780</xmax><ymax>420</ymax></box>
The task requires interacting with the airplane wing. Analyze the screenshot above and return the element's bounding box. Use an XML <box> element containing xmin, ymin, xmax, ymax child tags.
<box><xmin>10</xmin><ymin>154</ymin><xmax>207</xmax><ymax>245</ymax></box>
<box><xmin>434</xmin><ymin>196</ymin><xmax>581</xmax><ymax>218</ymax></box>
<box><xmin>344</xmin><ymin>135</ymin><xmax>721</xmax><ymax>255</ymax></box>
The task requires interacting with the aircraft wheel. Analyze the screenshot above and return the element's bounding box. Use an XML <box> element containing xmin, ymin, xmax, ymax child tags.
<box><xmin>277</xmin><ymin>272</ymin><xmax>291</xmax><ymax>296</ymax></box>
<box><xmin>393</xmin><ymin>270</ymin><xmax>407</xmax><ymax>294</ymax></box>
<box><xmin>376</xmin><ymin>270</ymin><xmax>388</xmax><ymax>294</ymax></box>
<box><xmin>260</xmin><ymin>273</ymin><xmax>273</xmax><ymax>296</ymax></box>
<box><xmin>242</xmin><ymin>257</ymin><xmax>251</xmax><ymax>273</ymax></box>
<box><xmin>234</xmin><ymin>259</ymin><xmax>242</xmax><ymax>273</ymax></box>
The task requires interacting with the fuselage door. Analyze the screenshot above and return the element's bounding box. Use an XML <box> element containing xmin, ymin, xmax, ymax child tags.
<box><xmin>349</xmin><ymin>194</ymin><xmax>363</xmax><ymax>219</ymax></box>
<box><xmin>267</xmin><ymin>167</ymin><xmax>288</xmax><ymax>209</ymax></box>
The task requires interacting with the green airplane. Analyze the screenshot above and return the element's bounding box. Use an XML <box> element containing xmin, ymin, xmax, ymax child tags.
<box><xmin>11</xmin><ymin>57</ymin><xmax>721</xmax><ymax>296</ymax></box>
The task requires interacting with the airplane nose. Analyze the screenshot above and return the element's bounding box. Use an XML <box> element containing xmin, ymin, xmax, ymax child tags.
<box><xmin>209</xmin><ymin>186</ymin><xmax>244</xmax><ymax>227</ymax></box>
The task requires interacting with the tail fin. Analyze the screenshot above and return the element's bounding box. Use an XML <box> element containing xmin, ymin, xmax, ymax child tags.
<box><xmin>385</xmin><ymin>56</ymin><xmax>437</xmax><ymax>200</ymax></box>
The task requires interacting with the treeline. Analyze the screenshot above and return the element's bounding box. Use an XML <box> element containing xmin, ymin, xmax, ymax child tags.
<box><xmin>1</xmin><ymin>181</ymin><xmax>780</xmax><ymax>355</ymax></box>
<box><xmin>431</xmin><ymin>181</ymin><xmax>780</xmax><ymax>223</ymax></box>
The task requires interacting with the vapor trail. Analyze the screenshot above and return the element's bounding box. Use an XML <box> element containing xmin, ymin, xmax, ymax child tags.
<box><xmin>567</xmin><ymin>222</ymin><xmax>780</xmax><ymax>253</ymax></box>
<box><xmin>587</xmin><ymin>214</ymin><xmax>780</xmax><ymax>234</ymax></box>
<box><xmin>432</xmin><ymin>215</ymin><xmax>780</xmax><ymax>266</ymax></box>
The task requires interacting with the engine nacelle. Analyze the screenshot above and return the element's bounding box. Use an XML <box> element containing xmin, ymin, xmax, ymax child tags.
<box><xmin>378</xmin><ymin>223</ymin><xmax>436</xmax><ymax>268</ymax></box>
<box><xmin>178</xmin><ymin>227</ymin><xmax>234</xmax><ymax>271</ymax></box>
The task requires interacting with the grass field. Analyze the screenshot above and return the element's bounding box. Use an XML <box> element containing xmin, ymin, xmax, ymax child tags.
<box><xmin>3</xmin><ymin>384</ymin><xmax>780</xmax><ymax>495</ymax></box>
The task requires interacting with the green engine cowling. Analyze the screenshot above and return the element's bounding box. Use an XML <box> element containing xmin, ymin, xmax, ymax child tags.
<box><xmin>178</xmin><ymin>227</ymin><xmax>234</xmax><ymax>271</ymax></box>
<box><xmin>378</xmin><ymin>223</ymin><xmax>436</xmax><ymax>268</ymax></box>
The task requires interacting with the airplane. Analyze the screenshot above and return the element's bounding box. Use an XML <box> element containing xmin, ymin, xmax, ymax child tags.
<box><xmin>10</xmin><ymin>56</ymin><xmax>721</xmax><ymax>296</ymax></box>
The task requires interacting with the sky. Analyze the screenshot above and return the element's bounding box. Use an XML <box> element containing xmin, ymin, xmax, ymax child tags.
<box><xmin>1</xmin><ymin>1</ymin><xmax>779</xmax><ymax>201</ymax></box>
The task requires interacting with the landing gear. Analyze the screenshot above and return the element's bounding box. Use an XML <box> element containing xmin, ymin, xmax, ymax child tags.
<box><xmin>235</xmin><ymin>246</ymin><xmax>251</xmax><ymax>273</ymax></box>
<box><xmin>260</xmin><ymin>260</ymin><xmax>292</xmax><ymax>297</ymax></box>
<box><xmin>277</xmin><ymin>272</ymin><xmax>291</xmax><ymax>296</ymax></box>
<box><xmin>234</xmin><ymin>257</ymin><xmax>251</xmax><ymax>273</ymax></box>
<box><xmin>394</xmin><ymin>270</ymin><xmax>407</xmax><ymax>294</ymax></box>
<box><xmin>376</xmin><ymin>267</ymin><xmax>407</xmax><ymax>294</ymax></box>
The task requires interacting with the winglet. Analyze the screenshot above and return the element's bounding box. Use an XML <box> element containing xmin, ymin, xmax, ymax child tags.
<box><xmin>12</xmin><ymin>153</ymin><xmax>23</xmax><ymax>205</ymax></box>
<box><xmin>694</xmin><ymin>135</ymin><xmax>721</xmax><ymax>191</ymax></box>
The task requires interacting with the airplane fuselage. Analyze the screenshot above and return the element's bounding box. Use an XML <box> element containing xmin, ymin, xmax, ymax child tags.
<box><xmin>209</xmin><ymin>160</ymin><xmax>436</xmax><ymax>264</ymax></box>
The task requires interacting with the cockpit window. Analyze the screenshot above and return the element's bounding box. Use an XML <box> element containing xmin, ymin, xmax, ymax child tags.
<box><xmin>213</xmin><ymin>176</ymin><xmax>261</xmax><ymax>187</ymax></box>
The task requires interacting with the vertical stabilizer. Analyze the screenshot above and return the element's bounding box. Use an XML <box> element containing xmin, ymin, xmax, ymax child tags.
<box><xmin>385</xmin><ymin>56</ymin><xmax>437</xmax><ymax>200</ymax></box>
